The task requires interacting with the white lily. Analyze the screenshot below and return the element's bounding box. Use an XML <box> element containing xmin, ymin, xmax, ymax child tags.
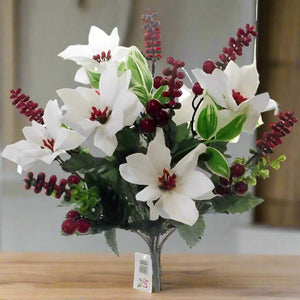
<box><xmin>2</xmin><ymin>100</ymin><xmax>86</xmax><ymax>170</ymax></box>
<box><xmin>57</xmin><ymin>63</ymin><xmax>143</xmax><ymax>156</ymax></box>
<box><xmin>192</xmin><ymin>61</ymin><xmax>278</xmax><ymax>132</ymax></box>
<box><xmin>119</xmin><ymin>129</ymin><xmax>215</xmax><ymax>226</ymax></box>
<box><xmin>58</xmin><ymin>26</ymin><xmax>131</xmax><ymax>84</ymax></box>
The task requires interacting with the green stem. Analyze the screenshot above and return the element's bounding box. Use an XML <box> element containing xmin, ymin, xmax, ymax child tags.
<box><xmin>149</xmin><ymin>235</ymin><xmax>161</xmax><ymax>293</ymax></box>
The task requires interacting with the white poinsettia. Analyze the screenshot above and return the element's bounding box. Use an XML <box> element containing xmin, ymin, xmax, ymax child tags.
<box><xmin>2</xmin><ymin>100</ymin><xmax>86</xmax><ymax>170</ymax></box>
<box><xmin>192</xmin><ymin>61</ymin><xmax>278</xmax><ymax>132</ymax></box>
<box><xmin>57</xmin><ymin>63</ymin><xmax>143</xmax><ymax>156</ymax></box>
<box><xmin>58</xmin><ymin>26</ymin><xmax>131</xmax><ymax>84</ymax></box>
<box><xmin>119</xmin><ymin>129</ymin><xmax>215</xmax><ymax>226</ymax></box>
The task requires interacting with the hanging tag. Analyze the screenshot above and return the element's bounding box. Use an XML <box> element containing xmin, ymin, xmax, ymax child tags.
<box><xmin>133</xmin><ymin>252</ymin><xmax>152</xmax><ymax>293</ymax></box>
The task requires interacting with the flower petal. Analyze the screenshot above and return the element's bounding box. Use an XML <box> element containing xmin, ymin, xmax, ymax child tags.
<box><xmin>74</xmin><ymin>67</ymin><xmax>90</xmax><ymax>84</ymax></box>
<box><xmin>136</xmin><ymin>185</ymin><xmax>162</xmax><ymax>202</ymax></box>
<box><xmin>147</xmin><ymin>201</ymin><xmax>160</xmax><ymax>221</ymax></box>
<box><xmin>58</xmin><ymin>45</ymin><xmax>93</xmax><ymax>61</ymax></box>
<box><xmin>54</xmin><ymin>127</ymin><xmax>86</xmax><ymax>151</ymax></box>
<box><xmin>147</xmin><ymin>128</ymin><xmax>171</xmax><ymax>173</ymax></box>
<box><xmin>94</xmin><ymin>126</ymin><xmax>118</xmax><ymax>156</ymax></box>
<box><xmin>178</xmin><ymin>170</ymin><xmax>215</xmax><ymax>199</ymax></box>
<box><xmin>119</xmin><ymin>153</ymin><xmax>157</xmax><ymax>186</ymax></box>
<box><xmin>172</xmin><ymin>143</ymin><xmax>206</xmax><ymax>177</ymax></box>
<box><xmin>43</xmin><ymin>100</ymin><xmax>62</xmax><ymax>138</ymax></box>
<box><xmin>155</xmin><ymin>192</ymin><xmax>199</xmax><ymax>226</ymax></box>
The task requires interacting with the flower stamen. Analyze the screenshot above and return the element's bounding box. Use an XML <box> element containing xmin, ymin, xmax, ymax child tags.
<box><xmin>232</xmin><ymin>89</ymin><xmax>248</xmax><ymax>105</ymax></box>
<box><xmin>93</xmin><ymin>50</ymin><xmax>112</xmax><ymax>63</ymax></box>
<box><xmin>158</xmin><ymin>168</ymin><xmax>176</xmax><ymax>190</ymax></box>
<box><xmin>90</xmin><ymin>106</ymin><xmax>112</xmax><ymax>124</ymax></box>
<box><xmin>41</xmin><ymin>138</ymin><xmax>55</xmax><ymax>152</ymax></box>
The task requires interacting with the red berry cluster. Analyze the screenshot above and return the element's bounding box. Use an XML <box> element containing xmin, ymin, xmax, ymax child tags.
<box><xmin>24</xmin><ymin>172</ymin><xmax>80</xmax><ymax>199</ymax></box>
<box><xmin>61</xmin><ymin>210</ymin><xmax>90</xmax><ymax>235</ymax></box>
<box><xmin>154</xmin><ymin>57</ymin><xmax>185</xmax><ymax>107</ymax></box>
<box><xmin>202</xmin><ymin>24</ymin><xmax>257</xmax><ymax>74</ymax></box>
<box><xmin>256</xmin><ymin>111</ymin><xmax>298</xmax><ymax>154</ymax></box>
<box><xmin>141</xmin><ymin>10</ymin><xmax>162</xmax><ymax>61</ymax></box>
<box><xmin>192</xmin><ymin>82</ymin><xmax>204</xmax><ymax>96</ymax></box>
<box><xmin>140</xmin><ymin>99</ymin><xmax>169</xmax><ymax>133</ymax></box>
<box><xmin>10</xmin><ymin>88</ymin><xmax>44</xmax><ymax>124</ymax></box>
<box><xmin>216</xmin><ymin>163</ymin><xmax>248</xmax><ymax>195</ymax></box>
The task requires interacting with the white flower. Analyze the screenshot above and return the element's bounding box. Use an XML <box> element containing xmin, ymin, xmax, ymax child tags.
<box><xmin>2</xmin><ymin>100</ymin><xmax>86</xmax><ymax>170</ymax></box>
<box><xmin>119</xmin><ymin>129</ymin><xmax>215</xmax><ymax>226</ymax></box>
<box><xmin>57</xmin><ymin>63</ymin><xmax>143</xmax><ymax>156</ymax></box>
<box><xmin>58</xmin><ymin>26</ymin><xmax>131</xmax><ymax>84</ymax></box>
<box><xmin>192</xmin><ymin>61</ymin><xmax>278</xmax><ymax>132</ymax></box>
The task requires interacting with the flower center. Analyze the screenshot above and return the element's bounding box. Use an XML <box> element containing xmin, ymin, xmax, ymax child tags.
<box><xmin>40</xmin><ymin>138</ymin><xmax>55</xmax><ymax>152</ymax></box>
<box><xmin>158</xmin><ymin>168</ymin><xmax>176</xmax><ymax>190</ymax></box>
<box><xmin>93</xmin><ymin>50</ymin><xmax>112</xmax><ymax>63</ymax></box>
<box><xmin>232</xmin><ymin>89</ymin><xmax>248</xmax><ymax>105</ymax></box>
<box><xmin>90</xmin><ymin>106</ymin><xmax>112</xmax><ymax>124</ymax></box>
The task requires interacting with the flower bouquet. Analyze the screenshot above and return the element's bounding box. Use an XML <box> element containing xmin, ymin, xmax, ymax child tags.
<box><xmin>2</xmin><ymin>9</ymin><xmax>297</xmax><ymax>293</ymax></box>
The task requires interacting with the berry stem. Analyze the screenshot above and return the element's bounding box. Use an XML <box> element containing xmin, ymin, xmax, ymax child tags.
<box><xmin>190</xmin><ymin>95</ymin><xmax>203</xmax><ymax>137</ymax></box>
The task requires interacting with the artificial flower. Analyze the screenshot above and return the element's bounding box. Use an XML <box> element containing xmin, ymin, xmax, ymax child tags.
<box><xmin>57</xmin><ymin>63</ymin><xmax>143</xmax><ymax>156</ymax></box>
<box><xmin>58</xmin><ymin>26</ymin><xmax>131</xmax><ymax>84</ymax></box>
<box><xmin>2</xmin><ymin>100</ymin><xmax>85</xmax><ymax>170</ymax></box>
<box><xmin>192</xmin><ymin>61</ymin><xmax>278</xmax><ymax>132</ymax></box>
<box><xmin>119</xmin><ymin>129</ymin><xmax>215</xmax><ymax>226</ymax></box>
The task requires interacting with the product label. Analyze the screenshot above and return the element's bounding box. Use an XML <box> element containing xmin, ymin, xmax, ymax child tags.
<box><xmin>133</xmin><ymin>252</ymin><xmax>152</xmax><ymax>293</ymax></box>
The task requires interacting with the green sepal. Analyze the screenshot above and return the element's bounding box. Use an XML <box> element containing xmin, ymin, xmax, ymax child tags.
<box><xmin>204</xmin><ymin>147</ymin><xmax>230</xmax><ymax>179</ymax></box>
<box><xmin>176</xmin><ymin>216</ymin><xmax>205</xmax><ymax>248</ymax></box>
<box><xmin>104</xmin><ymin>229</ymin><xmax>119</xmax><ymax>256</ymax></box>
<box><xmin>196</xmin><ymin>104</ymin><xmax>218</xmax><ymax>139</ymax></box>
<box><xmin>86</xmin><ymin>70</ymin><xmax>100</xmax><ymax>89</ymax></box>
<box><xmin>216</xmin><ymin>114</ymin><xmax>247</xmax><ymax>141</ymax></box>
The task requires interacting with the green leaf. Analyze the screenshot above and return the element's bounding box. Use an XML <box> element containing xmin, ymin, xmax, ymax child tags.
<box><xmin>86</xmin><ymin>70</ymin><xmax>100</xmax><ymax>89</ymax></box>
<box><xmin>130</xmin><ymin>85</ymin><xmax>151</xmax><ymax>106</ymax></box>
<box><xmin>63</xmin><ymin>152</ymin><xmax>114</xmax><ymax>175</ymax></box>
<box><xmin>216</xmin><ymin>114</ymin><xmax>247</xmax><ymax>141</ymax></box>
<box><xmin>127</xmin><ymin>47</ymin><xmax>153</xmax><ymax>93</ymax></box>
<box><xmin>104</xmin><ymin>229</ymin><xmax>119</xmax><ymax>256</ymax></box>
<box><xmin>269</xmin><ymin>154</ymin><xmax>286</xmax><ymax>170</ymax></box>
<box><xmin>153</xmin><ymin>86</ymin><xmax>169</xmax><ymax>104</ymax></box>
<box><xmin>244</xmin><ymin>176</ymin><xmax>257</xmax><ymax>186</ymax></box>
<box><xmin>211</xmin><ymin>193</ymin><xmax>264</xmax><ymax>214</ymax></box>
<box><xmin>204</xmin><ymin>147</ymin><xmax>230</xmax><ymax>179</ymax></box>
<box><xmin>177</xmin><ymin>216</ymin><xmax>205</xmax><ymax>248</ymax></box>
<box><xmin>196</xmin><ymin>104</ymin><xmax>218</xmax><ymax>139</ymax></box>
<box><xmin>175</xmin><ymin>123</ymin><xmax>190</xmax><ymax>144</ymax></box>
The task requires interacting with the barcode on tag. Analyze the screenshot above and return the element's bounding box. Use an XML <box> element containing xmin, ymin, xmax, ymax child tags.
<box><xmin>133</xmin><ymin>252</ymin><xmax>152</xmax><ymax>293</ymax></box>
<box><xmin>139</xmin><ymin>259</ymin><xmax>148</xmax><ymax>275</ymax></box>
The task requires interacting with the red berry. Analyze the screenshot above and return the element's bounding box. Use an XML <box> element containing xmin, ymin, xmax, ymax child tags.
<box><xmin>155</xmin><ymin>110</ymin><xmax>168</xmax><ymax>126</ymax></box>
<box><xmin>67</xmin><ymin>174</ymin><xmax>80</xmax><ymax>184</ymax></box>
<box><xmin>76</xmin><ymin>219</ymin><xmax>90</xmax><ymax>233</ymax></box>
<box><xmin>215</xmin><ymin>184</ymin><xmax>230</xmax><ymax>195</ymax></box>
<box><xmin>230</xmin><ymin>163</ymin><xmax>245</xmax><ymax>177</ymax></box>
<box><xmin>192</xmin><ymin>82</ymin><xmax>204</xmax><ymax>95</ymax></box>
<box><xmin>66</xmin><ymin>210</ymin><xmax>80</xmax><ymax>220</ymax></box>
<box><xmin>153</xmin><ymin>76</ymin><xmax>163</xmax><ymax>89</ymax></box>
<box><xmin>140</xmin><ymin>118</ymin><xmax>156</xmax><ymax>133</ymax></box>
<box><xmin>219</xmin><ymin>177</ymin><xmax>229</xmax><ymax>186</ymax></box>
<box><xmin>146</xmin><ymin>99</ymin><xmax>162</xmax><ymax>117</ymax></box>
<box><xmin>234</xmin><ymin>181</ymin><xmax>248</xmax><ymax>194</ymax></box>
<box><xmin>61</xmin><ymin>219</ymin><xmax>77</xmax><ymax>235</ymax></box>
<box><xmin>202</xmin><ymin>60</ymin><xmax>216</xmax><ymax>74</ymax></box>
